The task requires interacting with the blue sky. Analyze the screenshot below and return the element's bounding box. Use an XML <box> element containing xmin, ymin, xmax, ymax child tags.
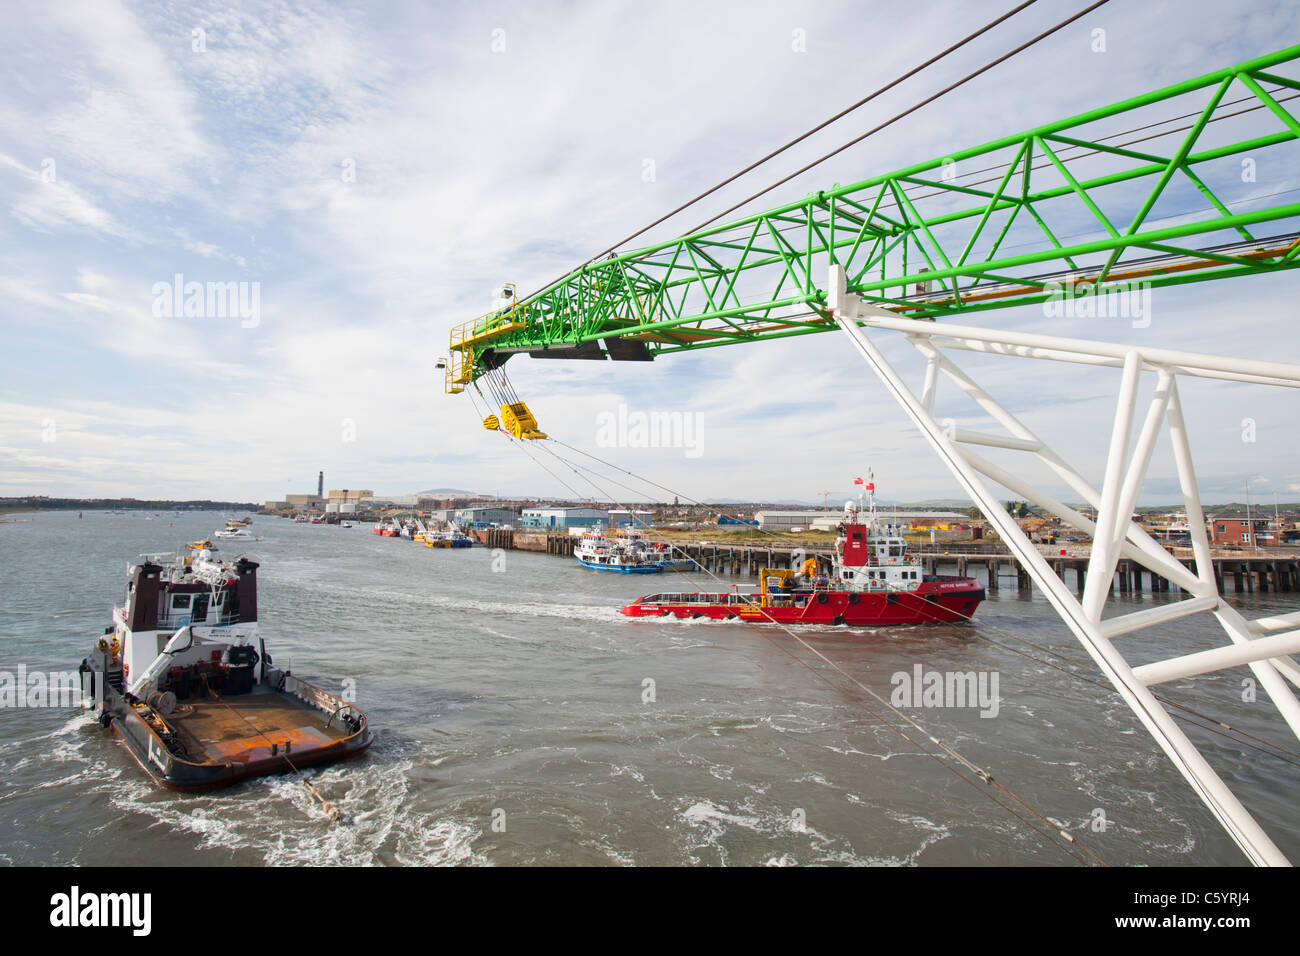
<box><xmin>1</xmin><ymin>0</ymin><xmax>1298</xmax><ymax>506</ymax></box>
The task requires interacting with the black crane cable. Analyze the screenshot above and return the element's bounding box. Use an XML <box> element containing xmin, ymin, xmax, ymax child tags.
<box><xmin>523</xmin><ymin>436</ymin><xmax>1108</xmax><ymax>865</ymax></box>
<box><xmin>679</xmin><ymin>87</ymin><xmax>1300</xmax><ymax>255</ymax></box>
<box><xmin>512</xmin><ymin>0</ymin><xmax>1052</xmax><ymax>304</ymax></box>
<box><xmin>685</xmin><ymin>0</ymin><xmax>1113</xmax><ymax>234</ymax></box>
<box><xmin>539</xmin><ymin>436</ymin><xmax>1300</xmax><ymax>770</ymax></box>
<box><xmin>474</xmin><ymin>399</ymin><xmax>1299</xmax><ymax>857</ymax></box>
<box><xmin>532</xmin><ymin>436</ymin><xmax>1300</xmax><ymax>860</ymax></box>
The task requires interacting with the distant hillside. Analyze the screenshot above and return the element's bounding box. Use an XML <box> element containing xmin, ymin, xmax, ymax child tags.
<box><xmin>1</xmin><ymin>497</ymin><xmax>258</xmax><ymax>511</ymax></box>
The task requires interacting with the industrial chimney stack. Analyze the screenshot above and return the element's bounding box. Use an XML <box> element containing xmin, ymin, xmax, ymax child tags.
<box><xmin>318</xmin><ymin>471</ymin><xmax>324</xmax><ymax>498</ymax></box>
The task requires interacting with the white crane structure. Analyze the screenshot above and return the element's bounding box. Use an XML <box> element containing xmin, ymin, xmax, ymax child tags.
<box><xmin>831</xmin><ymin>263</ymin><xmax>1300</xmax><ymax>866</ymax></box>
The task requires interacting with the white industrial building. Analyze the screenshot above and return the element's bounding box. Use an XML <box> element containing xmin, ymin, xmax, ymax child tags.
<box><xmin>754</xmin><ymin>510</ymin><xmax>842</xmax><ymax>530</ymax></box>
<box><xmin>521</xmin><ymin>507</ymin><xmax>609</xmax><ymax>529</ymax></box>
<box><xmin>457</xmin><ymin>507</ymin><xmax>520</xmax><ymax>526</ymax></box>
<box><xmin>758</xmin><ymin>509</ymin><xmax>969</xmax><ymax>531</ymax></box>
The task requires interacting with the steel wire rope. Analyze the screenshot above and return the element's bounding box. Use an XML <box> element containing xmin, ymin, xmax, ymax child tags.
<box><xmin>467</xmin><ymin>82</ymin><xmax>1296</xmax><ymax>371</ymax></box>
<box><xmin>682</xmin><ymin>0</ymin><xmax>1113</xmax><ymax>235</ymax></box>
<box><xmin>536</xmin><ymin>435</ymin><xmax>1300</xmax><ymax>775</ymax></box>
<box><xmin>468</xmin><ymin>386</ymin><xmax>591</xmax><ymax>502</ymax></box>
<box><xmin>511</xmin><ymin>1</ymin><xmax>1046</xmax><ymax>305</ymax></box>
<box><xmin>688</xmin><ymin>86</ymin><xmax>1300</xmax><ymax>249</ymax></box>
<box><xmin>537</xmin><ymin>438</ymin><xmax>1300</xmax><ymax>852</ymax></box>
<box><xmin>526</xmin><ymin>437</ymin><xmax>1107</xmax><ymax>864</ymax></box>
<box><xmin>585</xmin><ymin>84</ymin><xmax>1300</xmax><ymax>295</ymax></box>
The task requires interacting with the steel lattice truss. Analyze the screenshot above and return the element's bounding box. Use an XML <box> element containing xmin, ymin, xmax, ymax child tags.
<box><xmin>449</xmin><ymin>45</ymin><xmax>1300</xmax><ymax>387</ymax></box>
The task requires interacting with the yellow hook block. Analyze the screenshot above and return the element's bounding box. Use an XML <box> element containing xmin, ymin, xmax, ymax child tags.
<box><xmin>499</xmin><ymin>402</ymin><xmax>547</xmax><ymax>440</ymax></box>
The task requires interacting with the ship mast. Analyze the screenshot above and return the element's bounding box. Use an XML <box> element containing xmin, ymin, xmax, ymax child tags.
<box><xmin>861</xmin><ymin>471</ymin><xmax>877</xmax><ymax>536</ymax></box>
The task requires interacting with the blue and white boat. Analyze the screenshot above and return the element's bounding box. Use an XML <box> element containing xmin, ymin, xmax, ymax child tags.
<box><xmin>574</xmin><ymin>527</ymin><xmax>692</xmax><ymax>573</ymax></box>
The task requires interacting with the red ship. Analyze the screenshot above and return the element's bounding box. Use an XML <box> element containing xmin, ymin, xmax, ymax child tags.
<box><xmin>620</xmin><ymin>479</ymin><xmax>984</xmax><ymax>626</ymax></box>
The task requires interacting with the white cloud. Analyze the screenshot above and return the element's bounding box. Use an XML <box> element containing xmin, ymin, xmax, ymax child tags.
<box><xmin>38</xmin><ymin>0</ymin><xmax>213</xmax><ymax>203</ymax></box>
<box><xmin>0</xmin><ymin>154</ymin><xmax>131</xmax><ymax>238</ymax></box>
<box><xmin>0</xmin><ymin>0</ymin><xmax>1298</xmax><ymax>503</ymax></box>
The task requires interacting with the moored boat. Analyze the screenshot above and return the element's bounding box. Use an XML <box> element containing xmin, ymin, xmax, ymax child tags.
<box><xmin>577</xmin><ymin>527</ymin><xmax>663</xmax><ymax>572</ymax></box>
<box><xmin>423</xmin><ymin>521</ymin><xmax>473</xmax><ymax>548</ymax></box>
<box><xmin>576</xmin><ymin>526</ymin><xmax>694</xmax><ymax>573</ymax></box>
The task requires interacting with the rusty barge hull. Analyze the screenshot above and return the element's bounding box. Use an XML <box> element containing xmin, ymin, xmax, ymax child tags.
<box><xmin>98</xmin><ymin>677</ymin><xmax>371</xmax><ymax>792</ymax></box>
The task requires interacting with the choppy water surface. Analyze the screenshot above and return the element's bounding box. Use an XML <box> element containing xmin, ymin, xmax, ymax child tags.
<box><xmin>1</xmin><ymin>511</ymin><xmax>1296</xmax><ymax>866</ymax></box>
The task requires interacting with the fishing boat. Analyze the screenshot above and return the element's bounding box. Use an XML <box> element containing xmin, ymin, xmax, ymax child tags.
<box><xmin>214</xmin><ymin>525</ymin><xmax>254</xmax><ymax>540</ymax></box>
<box><xmin>423</xmin><ymin>522</ymin><xmax>473</xmax><ymax>548</ymax></box>
<box><xmin>78</xmin><ymin>545</ymin><xmax>371</xmax><ymax>791</ymax></box>
<box><xmin>620</xmin><ymin>484</ymin><xmax>984</xmax><ymax>625</ymax></box>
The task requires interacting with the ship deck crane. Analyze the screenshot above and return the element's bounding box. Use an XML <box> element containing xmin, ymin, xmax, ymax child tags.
<box><xmin>449</xmin><ymin>44</ymin><xmax>1300</xmax><ymax>865</ymax></box>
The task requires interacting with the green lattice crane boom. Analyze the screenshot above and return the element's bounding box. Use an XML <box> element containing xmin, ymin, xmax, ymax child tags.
<box><xmin>446</xmin><ymin>44</ymin><xmax>1300</xmax><ymax>394</ymax></box>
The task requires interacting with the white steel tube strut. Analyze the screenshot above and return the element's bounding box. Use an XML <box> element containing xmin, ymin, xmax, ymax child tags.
<box><xmin>829</xmin><ymin>264</ymin><xmax>1296</xmax><ymax>867</ymax></box>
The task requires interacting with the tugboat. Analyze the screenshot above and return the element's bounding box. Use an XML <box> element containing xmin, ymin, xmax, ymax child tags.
<box><xmin>79</xmin><ymin>544</ymin><xmax>371</xmax><ymax>791</ymax></box>
<box><xmin>620</xmin><ymin>482</ymin><xmax>984</xmax><ymax>626</ymax></box>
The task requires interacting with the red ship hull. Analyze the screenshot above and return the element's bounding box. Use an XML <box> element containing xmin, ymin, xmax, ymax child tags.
<box><xmin>621</xmin><ymin>577</ymin><xmax>985</xmax><ymax>626</ymax></box>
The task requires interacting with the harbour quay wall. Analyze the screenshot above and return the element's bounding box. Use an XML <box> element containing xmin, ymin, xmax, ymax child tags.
<box><xmin>480</xmin><ymin>528</ymin><xmax>575</xmax><ymax>555</ymax></box>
